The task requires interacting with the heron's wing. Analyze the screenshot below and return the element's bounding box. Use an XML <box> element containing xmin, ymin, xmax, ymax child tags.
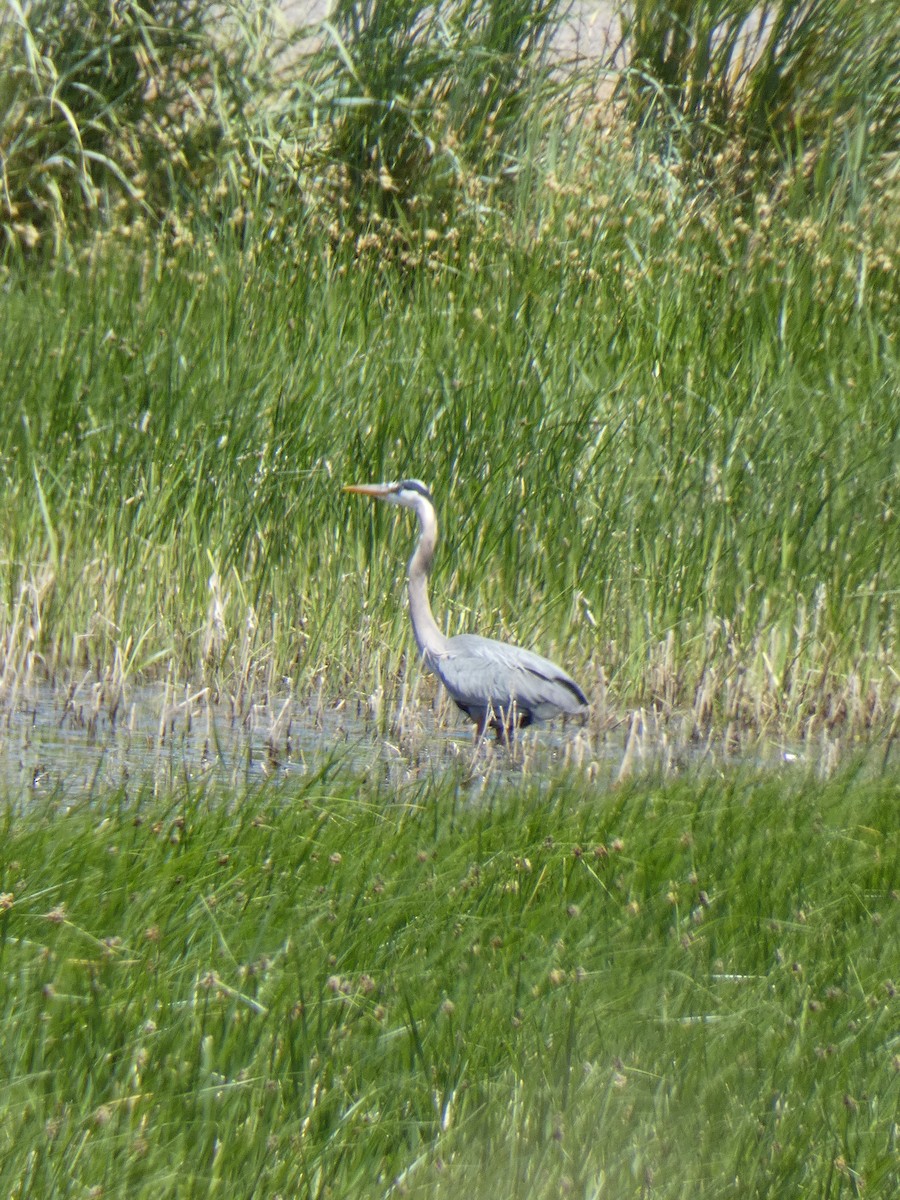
<box><xmin>429</xmin><ymin>634</ymin><xmax>587</xmax><ymax>721</ymax></box>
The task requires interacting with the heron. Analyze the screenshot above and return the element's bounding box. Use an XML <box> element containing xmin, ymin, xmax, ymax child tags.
<box><xmin>344</xmin><ymin>479</ymin><xmax>589</xmax><ymax>741</ymax></box>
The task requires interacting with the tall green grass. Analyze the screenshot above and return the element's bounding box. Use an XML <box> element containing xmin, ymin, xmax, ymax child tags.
<box><xmin>1</xmin><ymin>0</ymin><xmax>270</xmax><ymax>250</ymax></box>
<box><xmin>619</xmin><ymin>0</ymin><xmax>900</xmax><ymax>177</ymax></box>
<box><xmin>0</xmin><ymin>766</ymin><xmax>897</xmax><ymax>1196</ymax></box>
<box><xmin>308</xmin><ymin>0</ymin><xmax>566</xmax><ymax>217</ymax></box>
<box><xmin>1</xmin><ymin>0</ymin><xmax>568</xmax><ymax>249</ymax></box>
<box><xmin>6</xmin><ymin>0</ymin><xmax>897</xmax><ymax>252</ymax></box>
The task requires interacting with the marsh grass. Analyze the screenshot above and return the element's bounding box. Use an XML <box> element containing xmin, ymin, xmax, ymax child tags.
<box><xmin>1</xmin><ymin>0</ymin><xmax>570</xmax><ymax>248</ymax></box>
<box><xmin>0</xmin><ymin>0</ymin><xmax>297</xmax><ymax>251</ymax></box>
<box><xmin>4</xmin><ymin>0</ymin><xmax>899</xmax><ymax>257</ymax></box>
<box><xmin>307</xmin><ymin>0</ymin><xmax>566</xmax><ymax>217</ymax></box>
<box><xmin>0</xmin><ymin>1</ymin><xmax>898</xmax><ymax>750</ymax></box>
<box><xmin>0</xmin><ymin>765</ymin><xmax>897</xmax><ymax>1197</ymax></box>
<box><xmin>619</xmin><ymin>0</ymin><xmax>900</xmax><ymax>177</ymax></box>
<box><xmin>1</xmin><ymin>124</ymin><xmax>897</xmax><ymax>748</ymax></box>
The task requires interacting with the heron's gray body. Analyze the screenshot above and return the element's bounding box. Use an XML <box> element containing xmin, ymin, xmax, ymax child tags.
<box><xmin>344</xmin><ymin>478</ymin><xmax>589</xmax><ymax>739</ymax></box>
<box><xmin>424</xmin><ymin>634</ymin><xmax>589</xmax><ymax>731</ymax></box>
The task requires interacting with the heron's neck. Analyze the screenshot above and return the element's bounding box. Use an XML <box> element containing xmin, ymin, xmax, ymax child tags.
<box><xmin>408</xmin><ymin>504</ymin><xmax>449</xmax><ymax>657</ymax></box>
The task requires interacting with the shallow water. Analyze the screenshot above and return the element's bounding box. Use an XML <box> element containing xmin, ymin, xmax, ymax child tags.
<box><xmin>0</xmin><ymin>677</ymin><xmax>827</xmax><ymax>807</ymax></box>
<box><xmin>0</xmin><ymin>681</ymin><xmax>402</xmax><ymax>801</ymax></box>
<box><xmin>0</xmin><ymin>680</ymin><xmax>593</xmax><ymax>802</ymax></box>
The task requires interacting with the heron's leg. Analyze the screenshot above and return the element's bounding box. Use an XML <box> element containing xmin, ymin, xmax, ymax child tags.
<box><xmin>491</xmin><ymin>704</ymin><xmax>518</xmax><ymax>746</ymax></box>
<box><xmin>473</xmin><ymin>712</ymin><xmax>492</xmax><ymax>748</ymax></box>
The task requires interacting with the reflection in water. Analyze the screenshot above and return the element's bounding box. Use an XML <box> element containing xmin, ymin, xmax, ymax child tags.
<box><xmin>1</xmin><ymin>682</ymin><xmax>410</xmax><ymax>802</ymax></box>
<box><xmin>0</xmin><ymin>680</ymin><xmax>817</xmax><ymax>805</ymax></box>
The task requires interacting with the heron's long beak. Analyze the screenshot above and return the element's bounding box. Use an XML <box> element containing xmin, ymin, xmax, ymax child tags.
<box><xmin>343</xmin><ymin>483</ymin><xmax>394</xmax><ymax>498</ymax></box>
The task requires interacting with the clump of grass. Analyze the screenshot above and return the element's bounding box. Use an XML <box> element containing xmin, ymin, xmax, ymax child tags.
<box><xmin>0</xmin><ymin>765</ymin><xmax>896</xmax><ymax>1196</ymax></box>
<box><xmin>1</xmin><ymin>0</ymin><xmax>570</xmax><ymax>251</ymax></box>
<box><xmin>4</xmin><ymin>0</ymin><xmax>896</xmax><ymax>257</ymax></box>
<box><xmin>618</xmin><ymin>0</ymin><xmax>900</xmax><ymax>182</ymax></box>
<box><xmin>306</xmin><ymin>0</ymin><xmax>566</xmax><ymax>220</ymax></box>
<box><xmin>0</xmin><ymin>0</ymin><xmax>293</xmax><ymax>252</ymax></box>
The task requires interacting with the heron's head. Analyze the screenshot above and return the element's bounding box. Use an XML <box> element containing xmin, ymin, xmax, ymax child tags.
<box><xmin>344</xmin><ymin>479</ymin><xmax>433</xmax><ymax>511</ymax></box>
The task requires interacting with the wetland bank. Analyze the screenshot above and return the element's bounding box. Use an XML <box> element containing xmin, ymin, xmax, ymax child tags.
<box><xmin>1</xmin><ymin>0</ymin><xmax>898</xmax><ymax>1196</ymax></box>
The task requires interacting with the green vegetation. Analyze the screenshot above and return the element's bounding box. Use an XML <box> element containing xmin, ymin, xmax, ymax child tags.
<box><xmin>1</xmin><ymin>766</ymin><xmax>897</xmax><ymax>1198</ymax></box>
<box><xmin>1</xmin><ymin>3</ymin><xmax>898</xmax><ymax>1195</ymax></box>
<box><xmin>1</xmin><ymin>0</ymin><xmax>268</xmax><ymax>247</ymax></box>
<box><xmin>3</xmin><ymin>3</ymin><xmax>896</xmax><ymax>748</ymax></box>
<box><xmin>1</xmin><ymin>143</ymin><xmax>896</xmax><ymax>740</ymax></box>
<box><xmin>1</xmin><ymin>0</ymin><xmax>568</xmax><ymax>249</ymax></box>
<box><xmin>621</xmin><ymin>0</ymin><xmax>900</xmax><ymax>173</ymax></box>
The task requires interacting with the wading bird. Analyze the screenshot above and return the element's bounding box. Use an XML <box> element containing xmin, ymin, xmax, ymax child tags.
<box><xmin>344</xmin><ymin>479</ymin><xmax>589</xmax><ymax>740</ymax></box>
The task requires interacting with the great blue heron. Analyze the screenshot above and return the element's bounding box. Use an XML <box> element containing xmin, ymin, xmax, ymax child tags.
<box><xmin>344</xmin><ymin>479</ymin><xmax>589</xmax><ymax>740</ymax></box>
